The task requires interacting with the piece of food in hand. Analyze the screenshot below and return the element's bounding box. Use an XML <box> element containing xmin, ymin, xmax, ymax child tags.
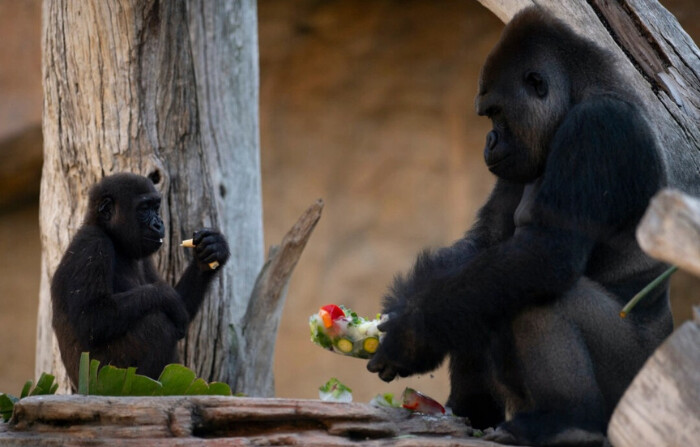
<box><xmin>180</xmin><ymin>239</ymin><xmax>220</xmax><ymax>270</ymax></box>
<box><xmin>309</xmin><ymin>304</ymin><xmax>384</xmax><ymax>359</ymax></box>
<box><xmin>402</xmin><ymin>387</ymin><xmax>445</xmax><ymax>415</ymax></box>
<box><xmin>319</xmin><ymin>377</ymin><xmax>353</xmax><ymax>403</ymax></box>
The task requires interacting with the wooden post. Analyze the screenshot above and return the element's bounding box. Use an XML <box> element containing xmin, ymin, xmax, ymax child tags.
<box><xmin>38</xmin><ymin>0</ymin><xmax>263</xmax><ymax>392</ymax></box>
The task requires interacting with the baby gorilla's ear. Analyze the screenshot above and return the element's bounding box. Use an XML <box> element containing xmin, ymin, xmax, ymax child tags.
<box><xmin>97</xmin><ymin>197</ymin><xmax>114</xmax><ymax>222</ymax></box>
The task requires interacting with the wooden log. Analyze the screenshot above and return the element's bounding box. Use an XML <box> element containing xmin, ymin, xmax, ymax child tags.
<box><xmin>608</xmin><ymin>312</ymin><xmax>700</xmax><ymax>447</ymax></box>
<box><xmin>0</xmin><ymin>395</ymin><xmax>512</xmax><ymax>446</ymax></box>
<box><xmin>636</xmin><ymin>189</ymin><xmax>700</xmax><ymax>277</ymax></box>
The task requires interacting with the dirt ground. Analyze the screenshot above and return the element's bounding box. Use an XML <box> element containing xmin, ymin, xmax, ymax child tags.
<box><xmin>1</xmin><ymin>0</ymin><xmax>699</xmax><ymax>404</ymax></box>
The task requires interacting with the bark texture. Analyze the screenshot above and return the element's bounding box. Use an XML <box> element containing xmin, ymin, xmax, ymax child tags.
<box><xmin>637</xmin><ymin>189</ymin><xmax>700</xmax><ymax>277</ymax></box>
<box><xmin>37</xmin><ymin>0</ymin><xmax>263</xmax><ymax>392</ymax></box>
<box><xmin>608</xmin><ymin>310</ymin><xmax>700</xmax><ymax>447</ymax></box>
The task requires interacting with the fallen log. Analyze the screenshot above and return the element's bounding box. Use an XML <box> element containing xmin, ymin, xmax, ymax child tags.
<box><xmin>0</xmin><ymin>395</ymin><xmax>513</xmax><ymax>446</ymax></box>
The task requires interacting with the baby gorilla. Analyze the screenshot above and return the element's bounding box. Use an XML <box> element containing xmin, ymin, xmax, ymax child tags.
<box><xmin>368</xmin><ymin>7</ymin><xmax>672</xmax><ymax>447</ymax></box>
<box><xmin>51</xmin><ymin>173</ymin><xmax>230</xmax><ymax>386</ymax></box>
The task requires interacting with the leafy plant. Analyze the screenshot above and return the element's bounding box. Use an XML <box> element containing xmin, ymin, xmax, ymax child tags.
<box><xmin>77</xmin><ymin>352</ymin><xmax>232</xmax><ymax>396</ymax></box>
<box><xmin>1</xmin><ymin>353</ymin><xmax>232</xmax><ymax>423</ymax></box>
<box><xmin>0</xmin><ymin>373</ymin><xmax>58</xmax><ymax>422</ymax></box>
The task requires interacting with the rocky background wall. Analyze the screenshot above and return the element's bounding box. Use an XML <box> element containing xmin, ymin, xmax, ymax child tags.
<box><xmin>1</xmin><ymin>0</ymin><xmax>698</xmax><ymax>404</ymax></box>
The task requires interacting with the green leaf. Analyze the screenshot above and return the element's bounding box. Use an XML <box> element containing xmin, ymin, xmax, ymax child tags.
<box><xmin>128</xmin><ymin>374</ymin><xmax>161</xmax><ymax>396</ymax></box>
<box><xmin>206</xmin><ymin>382</ymin><xmax>232</xmax><ymax>396</ymax></box>
<box><xmin>78</xmin><ymin>352</ymin><xmax>90</xmax><ymax>395</ymax></box>
<box><xmin>19</xmin><ymin>381</ymin><xmax>32</xmax><ymax>399</ymax></box>
<box><xmin>89</xmin><ymin>359</ymin><xmax>100</xmax><ymax>395</ymax></box>
<box><xmin>94</xmin><ymin>365</ymin><xmax>127</xmax><ymax>396</ymax></box>
<box><xmin>157</xmin><ymin>364</ymin><xmax>196</xmax><ymax>396</ymax></box>
<box><xmin>32</xmin><ymin>373</ymin><xmax>56</xmax><ymax>397</ymax></box>
<box><xmin>120</xmin><ymin>367</ymin><xmax>137</xmax><ymax>395</ymax></box>
<box><xmin>0</xmin><ymin>393</ymin><xmax>18</xmax><ymax>422</ymax></box>
<box><xmin>184</xmin><ymin>378</ymin><xmax>209</xmax><ymax>395</ymax></box>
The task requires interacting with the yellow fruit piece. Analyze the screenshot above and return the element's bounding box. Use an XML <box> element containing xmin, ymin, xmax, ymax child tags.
<box><xmin>336</xmin><ymin>338</ymin><xmax>353</xmax><ymax>353</ymax></box>
<box><xmin>363</xmin><ymin>337</ymin><xmax>379</xmax><ymax>353</ymax></box>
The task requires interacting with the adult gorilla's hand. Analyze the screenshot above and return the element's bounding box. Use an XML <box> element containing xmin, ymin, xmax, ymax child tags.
<box><xmin>192</xmin><ymin>229</ymin><xmax>231</xmax><ymax>272</ymax></box>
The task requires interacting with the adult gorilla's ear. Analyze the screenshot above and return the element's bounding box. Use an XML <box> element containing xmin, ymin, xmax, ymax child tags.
<box><xmin>525</xmin><ymin>71</ymin><xmax>548</xmax><ymax>98</ymax></box>
<box><xmin>97</xmin><ymin>196</ymin><xmax>114</xmax><ymax>222</ymax></box>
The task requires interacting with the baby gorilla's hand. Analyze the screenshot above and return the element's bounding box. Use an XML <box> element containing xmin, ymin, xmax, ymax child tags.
<box><xmin>192</xmin><ymin>229</ymin><xmax>231</xmax><ymax>272</ymax></box>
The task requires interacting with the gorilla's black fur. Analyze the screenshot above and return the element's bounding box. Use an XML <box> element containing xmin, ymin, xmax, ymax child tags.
<box><xmin>367</xmin><ymin>7</ymin><xmax>672</xmax><ymax>446</ymax></box>
<box><xmin>51</xmin><ymin>173</ymin><xmax>230</xmax><ymax>386</ymax></box>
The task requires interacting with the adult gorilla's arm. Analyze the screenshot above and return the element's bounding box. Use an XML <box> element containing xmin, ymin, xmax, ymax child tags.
<box><xmin>422</xmin><ymin>97</ymin><xmax>661</xmax><ymax>327</ymax></box>
<box><xmin>53</xmin><ymin>227</ymin><xmax>186</xmax><ymax>347</ymax></box>
<box><xmin>388</xmin><ymin>179</ymin><xmax>523</xmax><ymax>302</ymax></box>
<box><xmin>370</xmin><ymin>97</ymin><xmax>663</xmax><ymax>381</ymax></box>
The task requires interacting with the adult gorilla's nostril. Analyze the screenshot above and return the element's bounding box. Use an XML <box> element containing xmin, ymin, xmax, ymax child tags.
<box><xmin>486</xmin><ymin>130</ymin><xmax>498</xmax><ymax>151</ymax></box>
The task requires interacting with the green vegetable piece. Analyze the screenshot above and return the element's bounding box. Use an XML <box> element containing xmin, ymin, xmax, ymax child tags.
<box><xmin>335</xmin><ymin>338</ymin><xmax>353</xmax><ymax>353</ymax></box>
<box><xmin>157</xmin><ymin>364</ymin><xmax>197</xmax><ymax>395</ymax></box>
<box><xmin>362</xmin><ymin>337</ymin><xmax>379</xmax><ymax>354</ymax></box>
<box><xmin>319</xmin><ymin>378</ymin><xmax>352</xmax><ymax>396</ymax></box>
<box><xmin>370</xmin><ymin>392</ymin><xmax>401</xmax><ymax>408</ymax></box>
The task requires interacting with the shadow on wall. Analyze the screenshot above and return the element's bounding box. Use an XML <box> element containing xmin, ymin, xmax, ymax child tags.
<box><xmin>1</xmin><ymin>0</ymin><xmax>699</xmax><ymax>401</ymax></box>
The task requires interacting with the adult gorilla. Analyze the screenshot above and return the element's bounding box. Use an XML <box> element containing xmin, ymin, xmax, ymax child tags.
<box><xmin>367</xmin><ymin>7</ymin><xmax>672</xmax><ymax>446</ymax></box>
<box><xmin>51</xmin><ymin>173</ymin><xmax>230</xmax><ymax>386</ymax></box>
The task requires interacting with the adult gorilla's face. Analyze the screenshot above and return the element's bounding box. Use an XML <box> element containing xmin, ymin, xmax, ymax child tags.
<box><xmin>475</xmin><ymin>38</ymin><xmax>570</xmax><ymax>184</ymax></box>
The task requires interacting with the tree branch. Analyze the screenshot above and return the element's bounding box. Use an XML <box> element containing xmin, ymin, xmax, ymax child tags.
<box><xmin>233</xmin><ymin>199</ymin><xmax>324</xmax><ymax>396</ymax></box>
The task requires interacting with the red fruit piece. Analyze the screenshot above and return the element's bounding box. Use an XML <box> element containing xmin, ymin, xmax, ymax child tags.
<box><xmin>319</xmin><ymin>304</ymin><xmax>345</xmax><ymax>328</ymax></box>
<box><xmin>401</xmin><ymin>387</ymin><xmax>445</xmax><ymax>415</ymax></box>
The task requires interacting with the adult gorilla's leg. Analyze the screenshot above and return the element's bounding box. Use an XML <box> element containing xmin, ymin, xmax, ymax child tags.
<box><xmin>486</xmin><ymin>278</ymin><xmax>618</xmax><ymax>446</ymax></box>
<box><xmin>447</xmin><ymin>354</ymin><xmax>504</xmax><ymax>428</ymax></box>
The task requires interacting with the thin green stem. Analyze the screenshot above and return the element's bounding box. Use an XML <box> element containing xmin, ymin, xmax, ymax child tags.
<box><xmin>620</xmin><ymin>265</ymin><xmax>678</xmax><ymax>318</ymax></box>
<box><xmin>78</xmin><ymin>352</ymin><xmax>90</xmax><ymax>395</ymax></box>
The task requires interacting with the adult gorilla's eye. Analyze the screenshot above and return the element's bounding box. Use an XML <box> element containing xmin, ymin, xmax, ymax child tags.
<box><xmin>525</xmin><ymin>71</ymin><xmax>548</xmax><ymax>98</ymax></box>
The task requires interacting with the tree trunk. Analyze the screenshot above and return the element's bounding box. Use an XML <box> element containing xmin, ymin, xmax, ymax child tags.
<box><xmin>37</xmin><ymin>0</ymin><xmax>263</xmax><ymax>393</ymax></box>
<box><xmin>475</xmin><ymin>0</ymin><xmax>700</xmax><ymax>196</ymax></box>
